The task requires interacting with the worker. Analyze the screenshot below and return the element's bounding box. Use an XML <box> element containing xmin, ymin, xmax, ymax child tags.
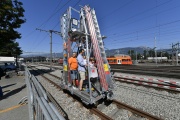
<box><xmin>68</xmin><ymin>52</ymin><xmax>78</xmax><ymax>89</ymax></box>
<box><xmin>77</xmin><ymin>49</ymin><xmax>86</xmax><ymax>91</ymax></box>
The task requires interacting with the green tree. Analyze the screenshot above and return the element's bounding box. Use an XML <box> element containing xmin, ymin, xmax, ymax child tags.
<box><xmin>164</xmin><ymin>52</ymin><xmax>170</xmax><ymax>59</ymax></box>
<box><xmin>148</xmin><ymin>50</ymin><xmax>155</xmax><ymax>57</ymax></box>
<box><xmin>0</xmin><ymin>0</ymin><xmax>25</xmax><ymax>56</ymax></box>
<box><xmin>143</xmin><ymin>50</ymin><xmax>147</xmax><ymax>59</ymax></box>
<box><xmin>128</xmin><ymin>50</ymin><xmax>135</xmax><ymax>60</ymax></box>
<box><xmin>137</xmin><ymin>53</ymin><xmax>141</xmax><ymax>60</ymax></box>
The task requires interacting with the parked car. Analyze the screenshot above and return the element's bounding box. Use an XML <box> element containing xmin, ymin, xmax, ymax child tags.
<box><xmin>0</xmin><ymin>67</ymin><xmax>5</xmax><ymax>79</ymax></box>
<box><xmin>0</xmin><ymin>62</ymin><xmax>17</xmax><ymax>72</ymax></box>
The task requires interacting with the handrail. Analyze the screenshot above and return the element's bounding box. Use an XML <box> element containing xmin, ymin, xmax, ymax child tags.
<box><xmin>25</xmin><ymin>66</ymin><xmax>65</xmax><ymax>120</ymax></box>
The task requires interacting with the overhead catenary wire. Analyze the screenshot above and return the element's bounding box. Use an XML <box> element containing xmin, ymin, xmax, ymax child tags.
<box><xmin>107</xmin><ymin>23</ymin><xmax>180</xmax><ymax>42</ymax></box>
<box><xmin>98</xmin><ymin>0</ymin><xmax>135</xmax><ymax>21</ymax></box>
<box><xmin>51</xmin><ymin>0</ymin><xmax>82</xmax><ymax>30</ymax></box>
<box><xmin>106</xmin><ymin>25</ymin><xmax>180</xmax><ymax>43</ymax></box>
<box><xmin>101</xmin><ymin>0</ymin><xmax>173</xmax><ymax>31</ymax></box>
<box><xmin>31</xmin><ymin>0</ymin><xmax>76</xmax><ymax>53</ymax></box>
<box><xmin>104</xmin><ymin>19</ymin><xmax>180</xmax><ymax>43</ymax></box>
<box><xmin>106</xmin><ymin>4</ymin><xmax>180</xmax><ymax>38</ymax></box>
<box><xmin>38</xmin><ymin>0</ymin><xmax>72</xmax><ymax>28</ymax></box>
<box><xmin>22</xmin><ymin>0</ymin><xmax>64</xmax><ymax>40</ymax></box>
<box><xmin>106</xmin><ymin>30</ymin><xmax>180</xmax><ymax>45</ymax></box>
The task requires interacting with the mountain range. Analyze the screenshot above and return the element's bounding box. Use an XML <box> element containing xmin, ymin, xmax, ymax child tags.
<box><xmin>21</xmin><ymin>46</ymin><xmax>171</xmax><ymax>58</ymax></box>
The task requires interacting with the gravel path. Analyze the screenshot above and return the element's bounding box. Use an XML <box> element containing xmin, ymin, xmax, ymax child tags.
<box><xmin>114</xmin><ymin>72</ymin><xmax>180</xmax><ymax>120</ymax></box>
<box><xmin>31</xmin><ymin>65</ymin><xmax>180</xmax><ymax>119</ymax></box>
<box><xmin>33</xmin><ymin>69</ymin><xmax>100</xmax><ymax>120</ymax></box>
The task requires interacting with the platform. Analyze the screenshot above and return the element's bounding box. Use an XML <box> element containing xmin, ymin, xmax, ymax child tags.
<box><xmin>0</xmin><ymin>73</ymin><xmax>29</xmax><ymax>120</ymax></box>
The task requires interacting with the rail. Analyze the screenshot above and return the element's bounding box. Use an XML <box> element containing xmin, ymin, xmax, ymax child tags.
<box><xmin>113</xmin><ymin>100</ymin><xmax>162</xmax><ymax>120</ymax></box>
<box><xmin>25</xmin><ymin>66</ymin><xmax>65</xmax><ymax>120</ymax></box>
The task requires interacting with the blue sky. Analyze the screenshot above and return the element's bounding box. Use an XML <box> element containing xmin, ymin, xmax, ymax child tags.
<box><xmin>17</xmin><ymin>0</ymin><xmax>180</xmax><ymax>55</ymax></box>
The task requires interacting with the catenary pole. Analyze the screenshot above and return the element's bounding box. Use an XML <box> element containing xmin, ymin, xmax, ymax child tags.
<box><xmin>36</xmin><ymin>28</ymin><xmax>61</xmax><ymax>71</ymax></box>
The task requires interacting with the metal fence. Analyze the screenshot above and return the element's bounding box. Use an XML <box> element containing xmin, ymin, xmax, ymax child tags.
<box><xmin>25</xmin><ymin>66</ymin><xmax>65</xmax><ymax>120</ymax></box>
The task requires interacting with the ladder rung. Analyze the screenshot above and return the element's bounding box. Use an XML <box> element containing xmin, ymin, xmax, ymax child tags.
<box><xmin>101</xmin><ymin>52</ymin><xmax>105</xmax><ymax>54</ymax></box>
<box><xmin>95</xmin><ymin>26</ymin><xmax>98</xmax><ymax>29</ymax></box>
<box><xmin>98</xmin><ymin>39</ymin><xmax>103</xmax><ymax>42</ymax></box>
<box><xmin>96</xmin><ymin>32</ymin><xmax>100</xmax><ymax>35</ymax></box>
<box><xmin>93</xmin><ymin>21</ymin><xmax>97</xmax><ymax>24</ymax></box>
<box><xmin>91</xmin><ymin>10</ymin><xmax>95</xmax><ymax>15</ymax></box>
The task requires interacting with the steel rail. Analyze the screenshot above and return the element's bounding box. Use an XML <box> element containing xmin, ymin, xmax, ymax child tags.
<box><xmin>30</xmin><ymin>67</ymin><xmax>112</xmax><ymax>120</ymax></box>
<box><xmin>113</xmin><ymin>100</ymin><xmax>162</xmax><ymax>120</ymax></box>
<box><xmin>114</xmin><ymin>78</ymin><xmax>180</xmax><ymax>93</ymax></box>
<box><xmin>90</xmin><ymin>108</ymin><xmax>113</xmax><ymax>120</ymax></box>
<box><xmin>111</xmin><ymin>69</ymin><xmax>180</xmax><ymax>79</ymax></box>
<box><xmin>30</xmin><ymin>66</ymin><xmax>166</xmax><ymax>120</ymax></box>
<box><xmin>33</xmin><ymin>63</ymin><xmax>180</xmax><ymax>78</ymax></box>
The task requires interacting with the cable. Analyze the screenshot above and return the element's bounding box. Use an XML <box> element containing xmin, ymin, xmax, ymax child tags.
<box><xmin>38</xmin><ymin>0</ymin><xmax>72</xmax><ymax>28</ymax></box>
<box><xmin>101</xmin><ymin>0</ymin><xmax>173</xmax><ymax>31</ymax></box>
<box><xmin>104</xmin><ymin>19</ymin><xmax>180</xmax><ymax>42</ymax></box>
<box><xmin>98</xmin><ymin>0</ymin><xmax>135</xmax><ymax>21</ymax></box>
<box><xmin>31</xmin><ymin>34</ymin><xmax>49</xmax><ymax>51</ymax></box>
<box><xmin>73</xmin><ymin>0</ymin><xmax>82</xmax><ymax>8</ymax></box>
<box><xmin>51</xmin><ymin>0</ymin><xmax>82</xmax><ymax>30</ymax></box>
<box><xmin>105</xmin><ymin>31</ymin><xmax>180</xmax><ymax>46</ymax></box>
<box><xmin>105</xmin><ymin>4</ymin><xmax>180</xmax><ymax>38</ymax></box>
<box><xmin>107</xmin><ymin>26</ymin><xmax>180</xmax><ymax>42</ymax></box>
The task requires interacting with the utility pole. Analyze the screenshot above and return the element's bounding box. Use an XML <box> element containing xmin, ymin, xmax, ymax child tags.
<box><xmin>172</xmin><ymin>42</ymin><xmax>179</xmax><ymax>66</ymax></box>
<box><xmin>161</xmin><ymin>51</ymin><xmax>162</xmax><ymax>62</ymax></box>
<box><xmin>136</xmin><ymin>51</ymin><xmax>137</xmax><ymax>64</ymax></box>
<box><xmin>154</xmin><ymin>37</ymin><xmax>157</xmax><ymax>65</ymax></box>
<box><xmin>36</xmin><ymin>28</ymin><xmax>61</xmax><ymax>71</ymax></box>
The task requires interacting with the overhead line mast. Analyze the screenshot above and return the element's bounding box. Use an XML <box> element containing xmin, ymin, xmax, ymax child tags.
<box><xmin>36</xmin><ymin>28</ymin><xmax>61</xmax><ymax>71</ymax></box>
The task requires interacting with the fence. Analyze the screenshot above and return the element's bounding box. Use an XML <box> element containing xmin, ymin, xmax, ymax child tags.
<box><xmin>25</xmin><ymin>66</ymin><xmax>65</xmax><ymax>120</ymax></box>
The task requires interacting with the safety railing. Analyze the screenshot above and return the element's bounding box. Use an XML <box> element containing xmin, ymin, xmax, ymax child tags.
<box><xmin>25</xmin><ymin>66</ymin><xmax>65</xmax><ymax>120</ymax></box>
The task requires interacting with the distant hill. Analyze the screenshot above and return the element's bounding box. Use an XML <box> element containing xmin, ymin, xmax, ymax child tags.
<box><xmin>21</xmin><ymin>46</ymin><xmax>171</xmax><ymax>58</ymax></box>
<box><xmin>21</xmin><ymin>52</ymin><xmax>63</xmax><ymax>58</ymax></box>
<box><xmin>105</xmin><ymin>46</ymin><xmax>171</xmax><ymax>56</ymax></box>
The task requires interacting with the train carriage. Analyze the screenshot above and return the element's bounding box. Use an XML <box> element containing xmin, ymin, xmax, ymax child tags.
<box><xmin>107</xmin><ymin>55</ymin><xmax>132</xmax><ymax>65</ymax></box>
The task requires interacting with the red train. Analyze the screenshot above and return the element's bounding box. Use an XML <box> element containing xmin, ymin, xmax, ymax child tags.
<box><xmin>58</xmin><ymin>58</ymin><xmax>63</xmax><ymax>64</ymax></box>
<box><xmin>107</xmin><ymin>55</ymin><xmax>132</xmax><ymax>65</ymax></box>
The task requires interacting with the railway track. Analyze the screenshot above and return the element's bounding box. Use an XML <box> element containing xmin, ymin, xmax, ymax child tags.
<box><xmin>113</xmin><ymin>76</ymin><xmax>180</xmax><ymax>92</ymax></box>
<box><xmin>29</xmin><ymin>65</ymin><xmax>162</xmax><ymax>120</ymax></box>
<box><xmin>110</xmin><ymin>65</ymin><xmax>180</xmax><ymax>79</ymax></box>
<box><xmin>32</xmin><ymin>63</ymin><xmax>180</xmax><ymax>78</ymax></box>
<box><xmin>30</xmin><ymin>64</ymin><xmax>180</xmax><ymax>92</ymax></box>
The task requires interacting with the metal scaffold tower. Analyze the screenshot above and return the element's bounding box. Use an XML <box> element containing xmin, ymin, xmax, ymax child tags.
<box><xmin>60</xmin><ymin>5</ymin><xmax>113</xmax><ymax>104</ymax></box>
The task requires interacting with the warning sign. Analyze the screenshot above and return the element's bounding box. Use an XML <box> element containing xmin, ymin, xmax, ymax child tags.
<box><xmin>64</xmin><ymin>65</ymin><xmax>67</xmax><ymax>71</ymax></box>
<box><xmin>103</xmin><ymin>64</ymin><xmax>109</xmax><ymax>71</ymax></box>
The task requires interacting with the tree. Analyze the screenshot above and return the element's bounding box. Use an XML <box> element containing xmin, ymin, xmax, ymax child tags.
<box><xmin>0</xmin><ymin>0</ymin><xmax>25</xmax><ymax>56</ymax></box>
<box><xmin>137</xmin><ymin>53</ymin><xmax>141</xmax><ymax>60</ymax></box>
<box><xmin>143</xmin><ymin>50</ymin><xmax>147</xmax><ymax>59</ymax></box>
<box><xmin>128</xmin><ymin>50</ymin><xmax>135</xmax><ymax>60</ymax></box>
<box><xmin>148</xmin><ymin>50</ymin><xmax>155</xmax><ymax>57</ymax></box>
<box><xmin>164</xmin><ymin>52</ymin><xmax>170</xmax><ymax>59</ymax></box>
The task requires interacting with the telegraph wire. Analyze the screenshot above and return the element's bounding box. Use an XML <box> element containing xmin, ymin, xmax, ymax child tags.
<box><xmin>106</xmin><ymin>28</ymin><xmax>180</xmax><ymax>43</ymax></box>
<box><xmin>107</xmin><ymin>24</ymin><xmax>180</xmax><ymax>40</ymax></box>
<box><xmin>22</xmin><ymin>0</ymin><xmax>64</xmax><ymax>40</ymax></box>
<box><xmin>38</xmin><ymin>0</ymin><xmax>72</xmax><ymax>28</ymax></box>
<box><xmin>105</xmin><ymin>30</ymin><xmax>180</xmax><ymax>45</ymax></box>
<box><xmin>106</xmin><ymin>4</ymin><xmax>180</xmax><ymax>38</ymax></box>
<box><xmin>101</xmin><ymin>0</ymin><xmax>173</xmax><ymax>31</ymax></box>
<box><xmin>98</xmin><ymin>0</ymin><xmax>135</xmax><ymax>21</ymax></box>
<box><xmin>51</xmin><ymin>0</ymin><xmax>82</xmax><ymax>30</ymax></box>
<box><xmin>31</xmin><ymin>33</ymin><xmax>49</xmax><ymax>51</ymax></box>
<box><xmin>105</xmin><ymin>19</ymin><xmax>180</xmax><ymax>42</ymax></box>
